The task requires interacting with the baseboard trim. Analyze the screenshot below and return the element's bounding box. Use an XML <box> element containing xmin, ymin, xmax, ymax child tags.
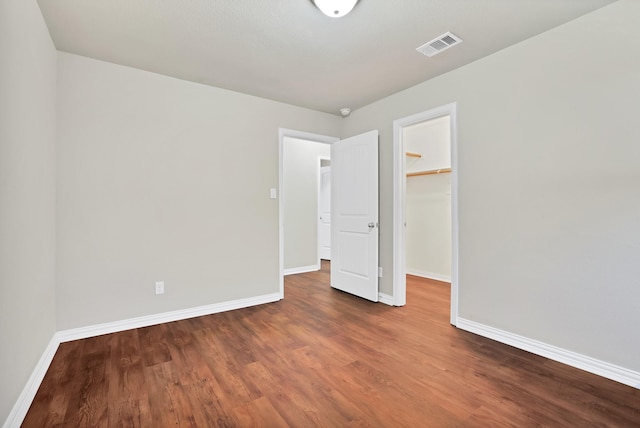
<box><xmin>57</xmin><ymin>292</ymin><xmax>281</xmax><ymax>343</ymax></box>
<box><xmin>378</xmin><ymin>292</ymin><xmax>394</xmax><ymax>306</ymax></box>
<box><xmin>3</xmin><ymin>336</ymin><xmax>60</xmax><ymax>428</ymax></box>
<box><xmin>406</xmin><ymin>269</ymin><xmax>451</xmax><ymax>283</ymax></box>
<box><xmin>3</xmin><ymin>292</ymin><xmax>281</xmax><ymax>428</ymax></box>
<box><xmin>456</xmin><ymin>317</ymin><xmax>640</xmax><ymax>390</ymax></box>
<box><xmin>283</xmin><ymin>264</ymin><xmax>320</xmax><ymax>276</ymax></box>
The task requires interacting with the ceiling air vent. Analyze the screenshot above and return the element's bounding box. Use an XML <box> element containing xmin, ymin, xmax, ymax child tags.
<box><xmin>416</xmin><ymin>32</ymin><xmax>462</xmax><ymax>57</ymax></box>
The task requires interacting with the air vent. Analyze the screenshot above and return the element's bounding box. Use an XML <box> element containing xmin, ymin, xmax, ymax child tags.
<box><xmin>416</xmin><ymin>32</ymin><xmax>462</xmax><ymax>57</ymax></box>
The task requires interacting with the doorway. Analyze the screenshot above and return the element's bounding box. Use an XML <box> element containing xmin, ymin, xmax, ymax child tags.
<box><xmin>392</xmin><ymin>103</ymin><xmax>459</xmax><ymax>325</ymax></box>
<box><xmin>405</xmin><ymin>115</ymin><xmax>451</xmax><ymax>282</ymax></box>
<box><xmin>279</xmin><ymin>131</ymin><xmax>338</xmax><ymax>290</ymax></box>
<box><xmin>279</xmin><ymin>128</ymin><xmax>380</xmax><ymax>303</ymax></box>
<box><xmin>278</xmin><ymin>128</ymin><xmax>339</xmax><ymax>299</ymax></box>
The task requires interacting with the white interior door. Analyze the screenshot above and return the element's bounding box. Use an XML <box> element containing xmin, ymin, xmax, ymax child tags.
<box><xmin>318</xmin><ymin>165</ymin><xmax>331</xmax><ymax>260</ymax></box>
<box><xmin>330</xmin><ymin>130</ymin><xmax>379</xmax><ymax>302</ymax></box>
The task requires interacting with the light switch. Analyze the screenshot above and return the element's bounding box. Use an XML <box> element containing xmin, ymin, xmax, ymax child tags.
<box><xmin>270</xmin><ymin>188</ymin><xmax>277</xmax><ymax>199</ymax></box>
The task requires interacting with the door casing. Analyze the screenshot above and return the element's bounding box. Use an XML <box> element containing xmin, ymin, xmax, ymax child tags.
<box><xmin>317</xmin><ymin>159</ymin><xmax>331</xmax><ymax>261</ymax></box>
<box><xmin>392</xmin><ymin>103</ymin><xmax>459</xmax><ymax>325</ymax></box>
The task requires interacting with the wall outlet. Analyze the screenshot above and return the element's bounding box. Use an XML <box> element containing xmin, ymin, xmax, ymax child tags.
<box><xmin>378</xmin><ymin>267</ymin><xmax>383</xmax><ymax>277</ymax></box>
<box><xmin>155</xmin><ymin>281</ymin><xmax>165</xmax><ymax>295</ymax></box>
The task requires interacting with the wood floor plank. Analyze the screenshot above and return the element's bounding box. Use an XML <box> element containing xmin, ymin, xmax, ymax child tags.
<box><xmin>181</xmin><ymin>379</ymin><xmax>236</xmax><ymax>427</ymax></box>
<box><xmin>191</xmin><ymin>328</ymin><xmax>262</xmax><ymax>406</ymax></box>
<box><xmin>137</xmin><ymin>324</ymin><xmax>172</xmax><ymax>367</ymax></box>
<box><xmin>107</xmin><ymin>329</ymin><xmax>152</xmax><ymax>427</ymax></box>
<box><xmin>165</xmin><ymin>321</ymin><xmax>215</xmax><ymax>387</ymax></box>
<box><xmin>62</xmin><ymin>350</ymin><xmax>111</xmax><ymax>427</ymax></box>
<box><xmin>143</xmin><ymin>361</ymin><xmax>183</xmax><ymax>427</ymax></box>
<box><xmin>107</xmin><ymin>329</ymin><xmax>146</xmax><ymax>401</ymax></box>
<box><xmin>242</xmin><ymin>361</ymin><xmax>322</xmax><ymax>427</ymax></box>
<box><xmin>106</xmin><ymin>399</ymin><xmax>151</xmax><ymax>428</ymax></box>
<box><xmin>21</xmin><ymin>340</ymin><xmax>83</xmax><ymax>427</ymax></box>
<box><xmin>231</xmin><ymin>396</ymin><xmax>289</xmax><ymax>428</ymax></box>
<box><xmin>23</xmin><ymin>260</ymin><xmax>640</xmax><ymax>427</ymax></box>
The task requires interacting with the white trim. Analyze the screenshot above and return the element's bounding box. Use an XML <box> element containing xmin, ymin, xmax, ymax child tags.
<box><xmin>57</xmin><ymin>292</ymin><xmax>281</xmax><ymax>343</ymax></box>
<box><xmin>406</xmin><ymin>269</ymin><xmax>451</xmax><ymax>283</ymax></box>
<box><xmin>378</xmin><ymin>292</ymin><xmax>394</xmax><ymax>306</ymax></box>
<box><xmin>449</xmin><ymin>106</ymin><xmax>459</xmax><ymax>326</ymax></box>
<box><xmin>392</xmin><ymin>119</ymin><xmax>407</xmax><ymax>307</ymax></box>
<box><xmin>317</xmin><ymin>156</ymin><xmax>331</xmax><ymax>264</ymax></box>
<box><xmin>392</xmin><ymin>103</ymin><xmax>459</xmax><ymax>325</ymax></box>
<box><xmin>457</xmin><ymin>318</ymin><xmax>640</xmax><ymax>390</ymax></box>
<box><xmin>284</xmin><ymin>265</ymin><xmax>320</xmax><ymax>276</ymax></box>
<box><xmin>279</xmin><ymin>128</ymin><xmax>339</xmax><ymax>301</ymax></box>
<box><xmin>3</xmin><ymin>337</ymin><xmax>60</xmax><ymax>428</ymax></box>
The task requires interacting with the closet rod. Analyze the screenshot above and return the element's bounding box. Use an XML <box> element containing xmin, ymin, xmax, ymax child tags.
<box><xmin>407</xmin><ymin>168</ymin><xmax>452</xmax><ymax>177</ymax></box>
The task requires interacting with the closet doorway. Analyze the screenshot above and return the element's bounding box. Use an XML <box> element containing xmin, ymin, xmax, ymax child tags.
<box><xmin>392</xmin><ymin>103</ymin><xmax>459</xmax><ymax>325</ymax></box>
<box><xmin>405</xmin><ymin>116</ymin><xmax>451</xmax><ymax>282</ymax></box>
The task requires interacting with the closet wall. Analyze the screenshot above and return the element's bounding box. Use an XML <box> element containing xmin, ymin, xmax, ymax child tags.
<box><xmin>404</xmin><ymin>115</ymin><xmax>451</xmax><ymax>282</ymax></box>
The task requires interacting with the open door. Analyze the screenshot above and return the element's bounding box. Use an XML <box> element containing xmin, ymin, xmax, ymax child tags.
<box><xmin>330</xmin><ymin>130</ymin><xmax>379</xmax><ymax>302</ymax></box>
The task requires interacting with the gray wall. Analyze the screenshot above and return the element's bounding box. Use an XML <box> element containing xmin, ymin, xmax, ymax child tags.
<box><xmin>0</xmin><ymin>0</ymin><xmax>57</xmax><ymax>421</ymax></box>
<box><xmin>342</xmin><ymin>0</ymin><xmax>640</xmax><ymax>371</ymax></box>
<box><xmin>283</xmin><ymin>137</ymin><xmax>331</xmax><ymax>271</ymax></box>
<box><xmin>56</xmin><ymin>53</ymin><xmax>341</xmax><ymax>330</ymax></box>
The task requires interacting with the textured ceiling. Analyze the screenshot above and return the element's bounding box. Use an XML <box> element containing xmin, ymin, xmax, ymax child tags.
<box><xmin>37</xmin><ymin>0</ymin><xmax>615</xmax><ymax>115</ymax></box>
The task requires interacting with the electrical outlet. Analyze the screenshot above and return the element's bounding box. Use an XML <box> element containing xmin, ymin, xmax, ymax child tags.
<box><xmin>155</xmin><ymin>281</ymin><xmax>165</xmax><ymax>295</ymax></box>
<box><xmin>378</xmin><ymin>267</ymin><xmax>383</xmax><ymax>277</ymax></box>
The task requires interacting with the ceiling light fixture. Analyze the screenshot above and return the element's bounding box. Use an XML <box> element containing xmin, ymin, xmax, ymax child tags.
<box><xmin>312</xmin><ymin>0</ymin><xmax>359</xmax><ymax>18</ymax></box>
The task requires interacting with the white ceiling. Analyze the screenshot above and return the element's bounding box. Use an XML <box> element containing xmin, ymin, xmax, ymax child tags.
<box><xmin>37</xmin><ymin>0</ymin><xmax>615</xmax><ymax>115</ymax></box>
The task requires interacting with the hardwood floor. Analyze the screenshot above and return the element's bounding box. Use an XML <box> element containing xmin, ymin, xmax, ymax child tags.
<box><xmin>23</xmin><ymin>261</ymin><xmax>639</xmax><ymax>427</ymax></box>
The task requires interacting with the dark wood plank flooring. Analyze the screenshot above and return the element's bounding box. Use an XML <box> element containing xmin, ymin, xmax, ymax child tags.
<box><xmin>23</xmin><ymin>261</ymin><xmax>640</xmax><ymax>426</ymax></box>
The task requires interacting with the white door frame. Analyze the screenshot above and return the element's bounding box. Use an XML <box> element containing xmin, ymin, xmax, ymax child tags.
<box><xmin>392</xmin><ymin>103</ymin><xmax>459</xmax><ymax>325</ymax></box>
<box><xmin>317</xmin><ymin>157</ymin><xmax>331</xmax><ymax>263</ymax></box>
<box><xmin>279</xmin><ymin>128</ymin><xmax>339</xmax><ymax>299</ymax></box>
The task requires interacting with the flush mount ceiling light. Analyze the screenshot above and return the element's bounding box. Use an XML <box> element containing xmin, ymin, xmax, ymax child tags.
<box><xmin>312</xmin><ymin>0</ymin><xmax>359</xmax><ymax>18</ymax></box>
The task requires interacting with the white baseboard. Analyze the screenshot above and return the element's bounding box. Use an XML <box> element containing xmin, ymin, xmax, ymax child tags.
<box><xmin>283</xmin><ymin>264</ymin><xmax>320</xmax><ymax>276</ymax></box>
<box><xmin>3</xmin><ymin>292</ymin><xmax>281</xmax><ymax>428</ymax></box>
<box><xmin>406</xmin><ymin>269</ymin><xmax>451</xmax><ymax>283</ymax></box>
<box><xmin>3</xmin><ymin>337</ymin><xmax>60</xmax><ymax>428</ymax></box>
<box><xmin>378</xmin><ymin>292</ymin><xmax>394</xmax><ymax>306</ymax></box>
<box><xmin>57</xmin><ymin>292</ymin><xmax>281</xmax><ymax>343</ymax></box>
<box><xmin>456</xmin><ymin>317</ymin><xmax>640</xmax><ymax>390</ymax></box>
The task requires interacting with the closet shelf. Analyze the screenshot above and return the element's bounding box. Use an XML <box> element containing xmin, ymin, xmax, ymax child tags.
<box><xmin>407</xmin><ymin>167</ymin><xmax>451</xmax><ymax>177</ymax></box>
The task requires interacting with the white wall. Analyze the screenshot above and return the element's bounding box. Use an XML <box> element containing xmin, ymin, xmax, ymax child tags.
<box><xmin>343</xmin><ymin>0</ymin><xmax>640</xmax><ymax>372</ymax></box>
<box><xmin>283</xmin><ymin>137</ymin><xmax>331</xmax><ymax>271</ymax></box>
<box><xmin>406</xmin><ymin>175</ymin><xmax>451</xmax><ymax>280</ymax></box>
<box><xmin>404</xmin><ymin>116</ymin><xmax>451</xmax><ymax>280</ymax></box>
<box><xmin>0</xmin><ymin>0</ymin><xmax>57</xmax><ymax>422</ymax></box>
<box><xmin>404</xmin><ymin>116</ymin><xmax>450</xmax><ymax>173</ymax></box>
<box><xmin>56</xmin><ymin>53</ymin><xmax>341</xmax><ymax>330</ymax></box>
